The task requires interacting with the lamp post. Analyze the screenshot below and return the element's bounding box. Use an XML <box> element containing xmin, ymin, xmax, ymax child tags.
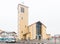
<box><xmin>54</xmin><ymin>36</ymin><xmax>57</xmax><ymax>44</ymax></box>
<box><xmin>58</xmin><ymin>36</ymin><xmax>60</xmax><ymax>43</ymax></box>
<box><xmin>55</xmin><ymin>37</ymin><xmax>56</xmax><ymax>44</ymax></box>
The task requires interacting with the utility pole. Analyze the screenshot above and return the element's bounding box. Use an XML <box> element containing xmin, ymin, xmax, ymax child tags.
<box><xmin>54</xmin><ymin>37</ymin><xmax>57</xmax><ymax>44</ymax></box>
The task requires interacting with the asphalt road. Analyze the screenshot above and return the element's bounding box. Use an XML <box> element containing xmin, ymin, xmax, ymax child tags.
<box><xmin>0</xmin><ymin>42</ymin><xmax>21</xmax><ymax>44</ymax></box>
<box><xmin>0</xmin><ymin>42</ymin><xmax>26</xmax><ymax>44</ymax></box>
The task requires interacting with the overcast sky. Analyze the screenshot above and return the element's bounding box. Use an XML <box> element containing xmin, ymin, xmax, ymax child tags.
<box><xmin>0</xmin><ymin>0</ymin><xmax>60</xmax><ymax>36</ymax></box>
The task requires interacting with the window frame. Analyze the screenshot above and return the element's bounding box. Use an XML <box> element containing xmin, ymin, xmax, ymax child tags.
<box><xmin>21</xmin><ymin>7</ymin><xmax>24</xmax><ymax>13</ymax></box>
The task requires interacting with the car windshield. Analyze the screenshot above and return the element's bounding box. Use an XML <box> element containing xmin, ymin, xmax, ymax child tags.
<box><xmin>0</xmin><ymin>38</ymin><xmax>16</xmax><ymax>41</ymax></box>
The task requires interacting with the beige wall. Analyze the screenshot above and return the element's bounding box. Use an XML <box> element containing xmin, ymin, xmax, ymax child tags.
<box><xmin>46</xmin><ymin>34</ymin><xmax>51</xmax><ymax>39</ymax></box>
<box><xmin>28</xmin><ymin>24</ymin><xmax>36</xmax><ymax>40</ymax></box>
<box><xmin>41</xmin><ymin>24</ymin><xmax>47</xmax><ymax>39</ymax></box>
<box><xmin>18</xmin><ymin>4</ymin><xmax>28</xmax><ymax>40</ymax></box>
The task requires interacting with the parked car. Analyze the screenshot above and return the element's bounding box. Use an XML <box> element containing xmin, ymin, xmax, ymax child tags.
<box><xmin>5</xmin><ymin>38</ymin><xmax>16</xmax><ymax>43</ymax></box>
<box><xmin>0</xmin><ymin>37</ymin><xmax>6</xmax><ymax>42</ymax></box>
<box><xmin>0</xmin><ymin>38</ymin><xmax>4</xmax><ymax>42</ymax></box>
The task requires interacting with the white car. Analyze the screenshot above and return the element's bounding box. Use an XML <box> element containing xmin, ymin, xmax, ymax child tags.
<box><xmin>5</xmin><ymin>38</ymin><xmax>16</xmax><ymax>43</ymax></box>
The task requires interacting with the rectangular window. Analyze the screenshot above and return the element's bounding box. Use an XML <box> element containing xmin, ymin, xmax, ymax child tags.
<box><xmin>21</xmin><ymin>7</ymin><xmax>24</xmax><ymax>13</ymax></box>
<box><xmin>21</xmin><ymin>17</ymin><xmax>23</xmax><ymax>19</ymax></box>
<box><xmin>36</xmin><ymin>23</ymin><xmax>41</xmax><ymax>35</ymax></box>
<box><xmin>39</xmin><ymin>36</ymin><xmax>41</xmax><ymax>40</ymax></box>
<box><xmin>36</xmin><ymin>22</ymin><xmax>41</xmax><ymax>40</ymax></box>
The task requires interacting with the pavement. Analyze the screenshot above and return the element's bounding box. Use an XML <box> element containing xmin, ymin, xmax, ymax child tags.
<box><xmin>0</xmin><ymin>42</ymin><xmax>21</xmax><ymax>44</ymax></box>
<box><xmin>0</xmin><ymin>40</ymin><xmax>48</xmax><ymax>44</ymax></box>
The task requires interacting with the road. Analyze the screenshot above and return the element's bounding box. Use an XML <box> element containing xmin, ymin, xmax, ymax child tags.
<box><xmin>0</xmin><ymin>42</ymin><xmax>21</xmax><ymax>44</ymax></box>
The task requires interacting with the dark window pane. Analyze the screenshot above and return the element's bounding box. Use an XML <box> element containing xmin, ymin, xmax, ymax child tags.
<box><xmin>36</xmin><ymin>22</ymin><xmax>41</xmax><ymax>40</ymax></box>
<box><xmin>21</xmin><ymin>17</ymin><xmax>23</xmax><ymax>19</ymax></box>
<box><xmin>21</xmin><ymin>7</ymin><xmax>24</xmax><ymax>13</ymax></box>
<box><xmin>36</xmin><ymin>22</ymin><xmax>41</xmax><ymax>35</ymax></box>
<box><xmin>39</xmin><ymin>36</ymin><xmax>41</xmax><ymax>40</ymax></box>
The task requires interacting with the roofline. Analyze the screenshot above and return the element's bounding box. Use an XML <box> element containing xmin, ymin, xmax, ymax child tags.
<box><xmin>46</xmin><ymin>34</ymin><xmax>51</xmax><ymax>35</ymax></box>
<box><xmin>42</xmin><ymin>23</ymin><xmax>47</xmax><ymax>28</ymax></box>
<box><xmin>28</xmin><ymin>21</ymin><xmax>47</xmax><ymax>28</ymax></box>
<box><xmin>28</xmin><ymin>22</ymin><xmax>37</xmax><ymax>27</ymax></box>
<box><xmin>18</xmin><ymin>4</ymin><xmax>29</xmax><ymax>8</ymax></box>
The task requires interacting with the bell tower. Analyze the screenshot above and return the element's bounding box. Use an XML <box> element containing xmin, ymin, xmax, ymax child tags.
<box><xmin>18</xmin><ymin>4</ymin><xmax>28</xmax><ymax>40</ymax></box>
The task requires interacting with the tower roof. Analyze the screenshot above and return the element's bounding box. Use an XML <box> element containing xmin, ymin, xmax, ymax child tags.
<box><xmin>28</xmin><ymin>21</ymin><xmax>46</xmax><ymax>28</ymax></box>
<box><xmin>18</xmin><ymin>4</ymin><xmax>29</xmax><ymax>8</ymax></box>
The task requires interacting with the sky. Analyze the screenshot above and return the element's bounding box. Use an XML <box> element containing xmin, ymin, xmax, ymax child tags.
<box><xmin>0</xmin><ymin>0</ymin><xmax>60</xmax><ymax>36</ymax></box>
